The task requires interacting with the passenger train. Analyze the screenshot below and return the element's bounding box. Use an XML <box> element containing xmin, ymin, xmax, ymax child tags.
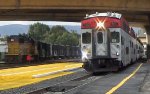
<box><xmin>81</xmin><ymin>12</ymin><xmax>144</xmax><ymax>72</ymax></box>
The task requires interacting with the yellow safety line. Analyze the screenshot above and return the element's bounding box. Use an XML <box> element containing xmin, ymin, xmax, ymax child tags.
<box><xmin>0</xmin><ymin>67</ymin><xmax>58</xmax><ymax>76</ymax></box>
<box><xmin>0</xmin><ymin>63</ymin><xmax>83</xmax><ymax>90</ymax></box>
<box><xmin>0</xmin><ymin>64</ymin><xmax>81</xmax><ymax>76</ymax></box>
<box><xmin>106</xmin><ymin>63</ymin><xmax>143</xmax><ymax>94</ymax></box>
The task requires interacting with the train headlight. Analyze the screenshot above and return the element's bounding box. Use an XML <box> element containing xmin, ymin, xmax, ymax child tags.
<box><xmin>82</xmin><ymin>51</ymin><xmax>88</xmax><ymax>62</ymax></box>
<box><xmin>82</xmin><ymin>51</ymin><xmax>91</xmax><ymax>62</ymax></box>
<box><xmin>116</xmin><ymin>52</ymin><xmax>119</xmax><ymax>56</ymax></box>
<box><xmin>97</xmin><ymin>21</ymin><xmax>104</xmax><ymax>28</ymax></box>
<box><xmin>82</xmin><ymin>51</ymin><xmax>88</xmax><ymax>59</ymax></box>
<box><xmin>94</xmin><ymin>18</ymin><xmax>105</xmax><ymax>30</ymax></box>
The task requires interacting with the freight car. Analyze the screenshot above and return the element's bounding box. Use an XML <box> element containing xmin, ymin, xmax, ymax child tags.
<box><xmin>5</xmin><ymin>35</ymin><xmax>81</xmax><ymax>63</ymax></box>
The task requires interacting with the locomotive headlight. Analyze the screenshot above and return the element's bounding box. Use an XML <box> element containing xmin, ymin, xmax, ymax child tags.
<box><xmin>96</xmin><ymin>21</ymin><xmax>104</xmax><ymax>28</ymax></box>
<box><xmin>82</xmin><ymin>51</ymin><xmax>88</xmax><ymax>62</ymax></box>
<box><xmin>81</xmin><ymin>46</ymin><xmax>91</xmax><ymax>62</ymax></box>
<box><xmin>116</xmin><ymin>52</ymin><xmax>119</xmax><ymax>56</ymax></box>
<box><xmin>94</xmin><ymin>18</ymin><xmax>105</xmax><ymax>30</ymax></box>
<box><xmin>82</xmin><ymin>51</ymin><xmax>88</xmax><ymax>59</ymax></box>
<box><xmin>82</xmin><ymin>50</ymin><xmax>91</xmax><ymax>62</ymax></box>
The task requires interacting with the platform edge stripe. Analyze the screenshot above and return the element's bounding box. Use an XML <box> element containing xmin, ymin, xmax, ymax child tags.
<box><xmin>106</xmin><ymin>63</ymin><xmax>143</xmax><ymax>94</ymax></box>
<box><xmin>32</xmin><ymin>67</ymin><xmax>81</xmax><ymax>78</ymax></box>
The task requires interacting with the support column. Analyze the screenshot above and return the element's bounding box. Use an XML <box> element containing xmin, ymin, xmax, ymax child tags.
<box><xmin>16</xmin><ymin>0</ymin><xmax>20</xmax><ymax>8</ymax></box>
<box><xmin>145</xmin><ymin>25</ymin><xmax>150</xmax><ymax>59</ymax></box>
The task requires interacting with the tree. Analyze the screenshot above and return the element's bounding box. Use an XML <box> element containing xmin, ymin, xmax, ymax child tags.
<box><xmin>46</xmin><ymin>25</ymin><xmax>80</xmax><ymax>46</ymax></box>
<box><xmin>28</xmin><ymin>23</ymin><xmax>80</xmax><ymax>46</ymax></box>
<box><xmin>28</xmin><ymin>22</ymin><xmax>50</xmax><ymax>41</ymax></box>
<box><xmin>0</xmin><ymin>35</ymin><xmax>8</xmax><ymax>41</ymax></box>
<box><xmin>44</xmin><ymin>25</ymin><xmax>66</xmax><ymax>44</ymax></box>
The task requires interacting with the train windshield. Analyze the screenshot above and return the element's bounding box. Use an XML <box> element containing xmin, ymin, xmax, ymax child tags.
<box><xmin>97</xmin><ymin>32</ymin><xmax>103</xmax><ymax>43</ymax></box>
<box><xmin>82</xmin><ymin>32</ymin><xmax>91</xmax><ymax>44</ymax></box>
<box><xmin>111</xmin><ymin>32</ymin><xmax>120</xmax><ymax>43</ymax></box>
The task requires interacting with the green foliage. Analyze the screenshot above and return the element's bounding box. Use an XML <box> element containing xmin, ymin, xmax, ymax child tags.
<box><xmin>0</xmin><ymin>35</ymin><xmax>8</xmax><ymax>41</ymax></box>
<box><xmin>28</xmin><ymin>22</ymin><xmax>50</xmax><ymax>41</ymax></box>
<box><xmin>28</xmin><ymin>23</ymin><xmax>80</xmax><ymax>46</ymax></box>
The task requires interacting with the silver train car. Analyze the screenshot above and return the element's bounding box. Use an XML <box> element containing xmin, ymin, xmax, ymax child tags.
<box><xmin>81</xmin><ymin>12</ymin><xmax>144</xmax><ymax>72</ymax></box>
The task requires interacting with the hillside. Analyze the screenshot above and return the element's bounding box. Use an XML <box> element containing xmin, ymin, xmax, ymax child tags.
<box><xmin>0</xmin><ymin>24</ymin><xmax>81</xmax><ymax>36</ymax></box>
<box><xmin>0</xmin><ymin>24</ymin><xmax>29</xmax><ymax>36</ymax></box>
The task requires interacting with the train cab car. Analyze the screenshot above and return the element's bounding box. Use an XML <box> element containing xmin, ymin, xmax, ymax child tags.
<box><xmin>81</xmin><ymin>12</ymin><xmax>144</xmax><ymax>72</ymax></box>
<box><xmin>5</xmin><ymin>35</ymin><xmax>36</xmax><ymax>63</ymax></box>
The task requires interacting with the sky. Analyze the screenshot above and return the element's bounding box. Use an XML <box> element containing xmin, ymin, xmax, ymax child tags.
<box><xmin>0</xmin><ymin>21</ymin><xmax>145</xmax><ymax>36</ymax></box>
<box><xmin>0</xmin><ymin>21</ymin><xmax>81</xmax><ymax>26</ymax></box>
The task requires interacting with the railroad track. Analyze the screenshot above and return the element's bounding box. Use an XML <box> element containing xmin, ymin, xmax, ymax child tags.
<box><xmin>26</xmin><ymin>72</ymin><xmax>110</xmax><ymax>94</ymax></box>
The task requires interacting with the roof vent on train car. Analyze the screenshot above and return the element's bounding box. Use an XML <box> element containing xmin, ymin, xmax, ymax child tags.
<box><xmin>85</xmin><ymin>14</ymin><xmax>89</xmax><ymax>18</ymax></box>
<box><xmin>112</xmin><ymin>12</ymin><xmax>116</xmax><ymax>17</ymax></box>
<box><xmin>96</xmin><ymin>12</ymin><xmax>99</xmax><ymax>15</ymax></box>
<box><xmin>107</xmin><ymin>12</ymin><xmax>112</xmax><ymax>16</ymax></box>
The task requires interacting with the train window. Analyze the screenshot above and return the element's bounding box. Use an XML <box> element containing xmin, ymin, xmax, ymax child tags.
<box><xmin>145</xmin><ymin>51</ymin><xmax>147</xmax><ymax>55</ymax></box>
<box><xmin>97</xmin><ymin>32</ymin><xmax>103</xmax><ymax>43</ymax></box>
<box><xmin>122</xmin><ymin>21</ymin><xmax>129</xmax><ymax>32</ymax></box>
<box><xmin>82</xmin><ymin>32</ymin><xmax>91</xmax><ymax>44</ymax></box>
<box><xmin>123</xmin><ymin>22</ymin><xmax>127</xmax><ymax>32</ymax></box>
<box><xmin>121</xmin><ymin>36</ymin><xmax>124</xmax><ymax>45</ymax></box>
<box><xmin>126</xmin><ymin>47</ymin><xmax>129</xmax><ymax>55</ymax></box>
<box><xmin>111</xmin><ymin>32</ymin><xmax>120</xmax><ymax>43</ymax></box>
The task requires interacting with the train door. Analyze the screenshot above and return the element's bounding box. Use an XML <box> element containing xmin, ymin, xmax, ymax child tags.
<box><xmin>81</xmin><ymin>29</ymin><xmax>92</xmax><ymax>61</ymax></box>
<box><xmin>110</xmin><ymin>29</ymin><xmax>121</xmax><ymax>59</ymax></box>
<box><xmin>95</xmin><ymin>30</ymin><xmax>109</xmax><ymax>57</ymax></box>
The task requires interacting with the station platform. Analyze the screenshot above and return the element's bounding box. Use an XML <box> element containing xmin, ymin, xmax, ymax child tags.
<box><xmin>0</xmin><ymin>62</ymin><xmax>82</xmax><ymax>90</ymax></box>
<box><xmin>141</xmin><ymin>60</ymin><xmax>150</xmax><ymax>94</ymax></box>
<box><xmin>1</xmin><ymin>60</ymin><xmax>150</xmax><ymax>94</ymax></box>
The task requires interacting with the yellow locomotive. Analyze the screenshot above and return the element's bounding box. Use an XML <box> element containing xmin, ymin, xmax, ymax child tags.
<box><xmin>5</xmin><ymin>35</ymin><xmax>37</xmax><ymax>63</ymax></box>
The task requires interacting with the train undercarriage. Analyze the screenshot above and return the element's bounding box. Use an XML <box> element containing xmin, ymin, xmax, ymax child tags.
<box><xmin>82</xmin><ymin>59</ymin><xmax>123</xmax><ymax>72</ymax></box>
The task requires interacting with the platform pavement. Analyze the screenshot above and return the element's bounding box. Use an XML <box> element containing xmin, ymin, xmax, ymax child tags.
<box><xmin>141</xmin><ymin>60</ymin><xmax>150</xmax><ymax>94</ymax></box>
